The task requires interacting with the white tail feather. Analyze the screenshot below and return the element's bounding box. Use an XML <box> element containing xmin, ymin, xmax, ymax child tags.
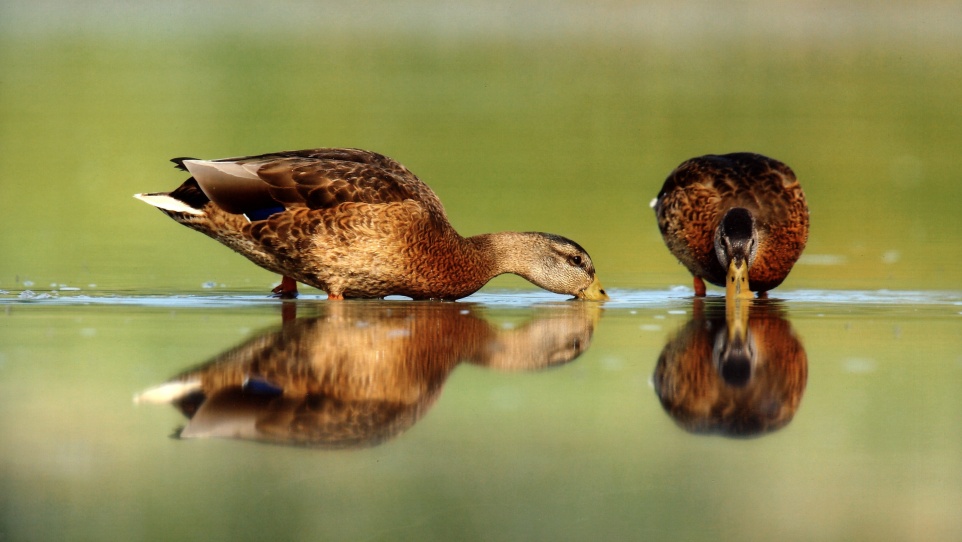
<box><xmin>134</xmin><ymin>193</ymin><xmax>204</xmax><ymax>215</ymax></box>
<box><xmin>133</xmin><ymin>379</ymin><xmax>203</xmax><ymax>404</ymax></box>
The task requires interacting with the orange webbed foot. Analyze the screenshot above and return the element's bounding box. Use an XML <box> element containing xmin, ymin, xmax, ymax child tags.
<box><xmin>271</xmin><ymin>276</ymin><xmax>299</xmax><ymax>299</ymax></box>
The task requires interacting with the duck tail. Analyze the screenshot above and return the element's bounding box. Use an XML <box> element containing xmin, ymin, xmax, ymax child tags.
<box><xmin>134</xmin><ymin>178</ymin><xmax>209</xmax><ymax>217</ymax></box>
<box><xmin>170</xmin><ymin>156</ymin><xmax>195</xmax><ymax>172</ymax></box>
<box><xmin>133</xmin><ymin>378</ymin><xmax>202</xmax><ymax>404</ymax></box>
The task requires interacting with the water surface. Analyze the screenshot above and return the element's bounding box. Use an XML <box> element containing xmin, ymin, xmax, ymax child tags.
<box><xmin>2</xmin><ymin>289</ymin><xmax>959</xmax><ymax>541</ymax></box>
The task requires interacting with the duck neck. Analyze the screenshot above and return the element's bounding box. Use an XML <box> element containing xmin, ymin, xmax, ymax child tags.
<box><xmin>465</xmin><ymin>231</ymin><xmax>542</xmax><ymax>283</ymax></box>
<box><xmin>420</xmin><ymin>231</ymin><xmax>545</xmax><ymax>300</ymax></box>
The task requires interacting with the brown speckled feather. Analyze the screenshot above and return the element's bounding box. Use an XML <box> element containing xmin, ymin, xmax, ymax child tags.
<box><xmin>653</xmin><ymin>153</ymin><xmax>809</xmax><ymax>292</ymax></box>
<box><xmin>185</xmin><ymin>148</ymin><xmax>447</xmax><ymax>218</ymax></box>
<box><xmin>138</xmin><ymin>148</ymin><xmax>607</xmax><ymax>300</ymax></box>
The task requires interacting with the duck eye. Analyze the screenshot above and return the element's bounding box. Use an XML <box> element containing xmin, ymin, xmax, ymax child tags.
<box><xmin>569</xmin><ymin>255</ymin><xmax>582</xmax><ymax>266</ymax></box>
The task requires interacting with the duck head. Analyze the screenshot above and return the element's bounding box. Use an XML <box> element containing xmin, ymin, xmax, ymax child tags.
<box><xmin>714</xmin><ymin>208</ymin><xmax>758</xmax><ymax>299</ymax></box>
<box><xmin>523</xmin><ymin>233</ymin><xmax>609</xmax><ymax>301</ymax></box>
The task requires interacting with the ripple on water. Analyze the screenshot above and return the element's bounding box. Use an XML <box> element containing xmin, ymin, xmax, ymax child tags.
<box><xmin>0</xmin><ymin>287</ymin><xmax>960</xmax><ymax>313</ymax></box>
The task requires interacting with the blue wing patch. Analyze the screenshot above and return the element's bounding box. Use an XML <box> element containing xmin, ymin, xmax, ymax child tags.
<box><xmin>243</xmin><ymin>377</ymin><xmax>284</xmax><ymax>396</ymax></box>
<box><xmin>244</xmin><ymin>206</ymin><xmax>286</xmax><ymax>221</ymax></box>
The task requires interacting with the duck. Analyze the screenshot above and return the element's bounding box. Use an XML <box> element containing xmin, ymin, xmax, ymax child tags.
<box><xmin>133</xmin><ymin>301</ymin><xmax>600</xmax><ymax>448</ymax></box>
<box><xmin>651</xmin><ymin>153</ymin><xmax>809</xmax><ymax>298</ymax></box>
<box><xmin>135</xmin><ymin>148</ymin><xmax>608</xmax><ymax>301</ymax></box>
<box><xmin>653</xmin><ymin>298</ymin><xmax>808</xmax><ymax>437</ymax></box>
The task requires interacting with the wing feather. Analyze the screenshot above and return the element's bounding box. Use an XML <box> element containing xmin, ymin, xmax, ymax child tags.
<box><xmin>182</xmin><ymin>148</ymin><xmax>447</xmax><ymax>220</ymax></box>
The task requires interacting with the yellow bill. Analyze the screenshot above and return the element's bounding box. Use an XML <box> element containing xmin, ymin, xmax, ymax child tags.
<box><xmin>576</xmin><ymin>275</ymin><xmax>609</xmax><ymax>301</ymax></box>
<box><xmin>725</xmin><ymin>259</ymin><xmax>754</xmax><ymax>300</ymax></box>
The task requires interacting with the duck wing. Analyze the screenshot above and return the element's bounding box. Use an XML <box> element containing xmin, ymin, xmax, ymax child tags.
<box><xmin>655</xmin><ymin>153</ymin><xmax>798</xmax><ymax>215</ymax></box>
<box><xmin>176</xmin><ymin>148</ymin><xmax>447</xmax><ymax>220</ymax></box>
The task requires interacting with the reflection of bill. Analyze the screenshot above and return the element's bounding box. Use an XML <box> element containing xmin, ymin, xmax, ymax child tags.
<box><xmin>135</xmin><ymin>302</ymin><xmax>599</xmax><ymax>449</ymax></box>
<box><xmin>653</xmin><ymin>298</ymin><xmax>807</xmax><ymax>438</ymax></box>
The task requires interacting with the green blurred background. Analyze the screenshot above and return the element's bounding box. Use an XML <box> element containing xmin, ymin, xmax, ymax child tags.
<box><xmin>2</xmin><ymin>4</ymin><xmax>962</xmax><ymax>540</ymax></box>
<box><xmin>1</xmin><ymin>0</ymin><xmax>960</xmax><ymax>293</ymax></box>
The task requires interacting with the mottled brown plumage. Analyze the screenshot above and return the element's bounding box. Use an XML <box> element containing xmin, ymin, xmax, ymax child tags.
<box><xmin>136</xmin><ymin>148</ymin><xmax>607</xmax><ymax>300</ymax></box>
<box><xmin>652</xmin><ymin>153</ymin><xmax>809</xmax><ymax>297</ymax></box>
<box><xmin>653</xmin><ymin>299</ymin><xmax>808</xmax><ymax>437</ymax></box>
<box><xmin>134</xmin><ymin>301</ymin><xmax>600</xmax><ymax>448</ymax></box>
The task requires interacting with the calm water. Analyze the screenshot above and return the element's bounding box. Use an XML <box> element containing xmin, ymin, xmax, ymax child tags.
<box><xmin>2</xmin><ymin>289</ymin><xmax>960</xmax><ymax>541</ymax></box>
<box><xmin>3</xmin><ymin>1</ymin><xmax>962</xmax><ymax>540</ymax></box>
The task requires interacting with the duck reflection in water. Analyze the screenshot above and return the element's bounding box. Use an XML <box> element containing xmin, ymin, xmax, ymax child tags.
<box><xmin>653</xmin><ymin>298</ymin><xmax>807</xmax><ymax>438</ymax></box>
<box><xmin>136</xmin><ymin>301</ymin><xmax>600</xmax><ymax>448</ymax></box>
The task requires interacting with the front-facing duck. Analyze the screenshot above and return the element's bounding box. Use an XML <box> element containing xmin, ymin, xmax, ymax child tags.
<box><xmin>651</xmin><ymin>153</ymin><xmax>809</xmax><ymax>298</ymax></box>
<box><xmin>136</xmin><ymin>148</ymin><xmax>607</xmax><ymax>300</ymax></box>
